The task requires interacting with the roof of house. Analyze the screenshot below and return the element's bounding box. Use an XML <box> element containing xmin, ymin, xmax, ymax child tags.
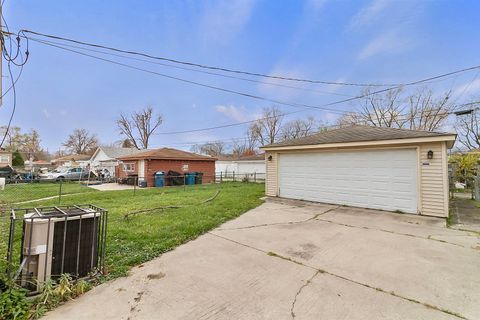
<box><xmin>262</xmin><ymin>125</ymin><xmax>456</xmax><ymax>149</ymax></box>
<box><xmin>118</xmin><ymin>147</ymin><xmax>216</xmax><ymax>161</ymax></box>
<box><xmin>95</xmin><ymin>147</ymin><xmax>141</xmax><ymax>159</ymax></box>
<box><xmin>52</xmin><ymin>154</ymin><xmax>92</xmax><ymax>162</ymax></box>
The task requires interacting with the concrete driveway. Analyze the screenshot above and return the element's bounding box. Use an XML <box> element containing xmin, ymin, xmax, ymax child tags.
<box><xmin>46</xmin><ymin>199</ymin><xmax>480</xmax><ymax>320</ymax></box>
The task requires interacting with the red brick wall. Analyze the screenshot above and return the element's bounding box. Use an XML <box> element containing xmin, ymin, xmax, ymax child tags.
<box><xmin>116</xmin><ymin>161</ymin><xmax>139</xmax><ymax>179</ymax></box>
<box><xmin>144</xmin><ymin>159</ymin><xmax>215</xmax><ymax>186</ymax></box>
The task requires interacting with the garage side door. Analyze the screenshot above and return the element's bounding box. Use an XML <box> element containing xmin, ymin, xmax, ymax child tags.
<box><xmin>278</xmin><ymin>149</ymin><xmax>418</xmax><ymax>214</ymax></box>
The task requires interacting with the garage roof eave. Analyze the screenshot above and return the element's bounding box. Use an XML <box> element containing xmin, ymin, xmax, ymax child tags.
<box><xmin>261</xmin><ymin>135</ymin><xmax>457</xmax><ymax>151</ymax></box>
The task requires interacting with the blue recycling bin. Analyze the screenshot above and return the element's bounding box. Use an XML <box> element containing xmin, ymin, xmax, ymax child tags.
<box><xmin>185</xmin><ymin>172</ymin><xmax>196</xmax><ymax>185</ymax></box>
<box><xmin>154</xmin><ymin>171</ymin><xmax>165</xmax><ymax>187</ymax></box>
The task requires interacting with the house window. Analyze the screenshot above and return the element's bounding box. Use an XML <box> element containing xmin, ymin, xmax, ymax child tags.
<box><xmin>123</xmin><ymin>163</ymin><xmax>135</xmax><ymax>172</ymax></box>
<box><xmin>0</xmin><ymin>155</ymin><xmax>10</xmax><ymax>163</ymax></box>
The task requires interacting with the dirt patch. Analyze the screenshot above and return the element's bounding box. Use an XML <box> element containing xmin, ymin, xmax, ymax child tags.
<box><xmin>147</xmin><ymin>272</ymin><xmax>166</xmax><ymax>280</ymax></box>
<box><xmin>287</xmin><ymin>243</ymin><xmax>318</xmax><ymax>261</ymax></box>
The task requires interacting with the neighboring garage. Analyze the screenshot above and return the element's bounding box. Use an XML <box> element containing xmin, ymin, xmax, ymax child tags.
<box><xmin>261</xmin><ymin>125</ymin><xmax>456</xmax><ymax>217</ymax></box>
<box><xmin>116</xmin><ymin>148</ymin><xmax>216</xmax><ymax>187</ymax></box>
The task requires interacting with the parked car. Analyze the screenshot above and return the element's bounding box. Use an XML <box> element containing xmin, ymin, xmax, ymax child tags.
<box><xmin>0</xmin><ymin>165</ymin><xmax>19</xmax><ymax>180</ymax></box>
<box><xmin>39</xmin><ymin>167</ymin><xmax>89</xmax><ymax>181</ymax></box>
<box><xmin>455</xmin><ymin>182</ymin><xmax>466</xmax><ymax>189</ymax></box>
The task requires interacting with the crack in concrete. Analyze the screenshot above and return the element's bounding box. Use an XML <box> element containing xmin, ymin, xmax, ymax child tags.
<box><xmin>315</xmin><ymin>218</ymin><xmax>470</xmax><ymax>249</ymax></box>
<box><xmin>215</xmin><ymin>206</ymin><xmax>341</xmax><ymax>231</ymax></box>
<box><xmin>208</xmin><ymin>232</ymin><xmax>469</xmax><ymax>320</ymax></box>
<box><xmin>290</xmin><ymin>270</ymin><xmax>322</xmax><ymax>319</ymax></box>
<box><xmin>215</xmin><ymin>206</ymin><xmax>473</xmax><ymax>250</ymax></box>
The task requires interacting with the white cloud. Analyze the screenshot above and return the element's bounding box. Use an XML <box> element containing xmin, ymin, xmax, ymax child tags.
<box><xmin>42</xmin><ymin>108</ymin><xmax>50</xmax><ymax>119</ymax></box>
<box><xmin>256</xmin><ymin>65</ymin><xmax>312</xmax><ymax>99</ymax></box>
<box><xmin>307</xmin><ymin>0</ymin><xmax>328</xmax><ymax>12</ymax></box>
<box><xmin>215</xmin><ymin>105</ymin><xmax>250</xmax><ymax>122</ymax></box>
<box><xmin>324</xmin><ymin>111</ymin><xmax>339</xmax><ymax>124</ymax></box>
<box><xmin>199</xmin><ymin>0</ymin><xmax>256</xmax><ymax>45</ymax></box>
<box><xmin>358</xmin><ymin>30</ymin><xmax>413</xmax><ymax>60</ymax></box>
<box><xmin>349</xmin><ymin>0</ymin><xmax>392</xmax><ymax>29</ymax></box>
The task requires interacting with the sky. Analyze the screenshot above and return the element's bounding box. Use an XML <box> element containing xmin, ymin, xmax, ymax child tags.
<box><xmin>1</xmin><ymin>0</ymin><xmax>479</xmax><ymax>152</ymax></box>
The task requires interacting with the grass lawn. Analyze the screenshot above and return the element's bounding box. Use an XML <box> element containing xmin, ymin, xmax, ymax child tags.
<box><xmin>0</xmin><ymin>182</ymin><xmax>265</xmax><ymax>279</ymax></box>
<box><xmin>0</xmin><ymin>182</ymin><xmax>97</xmax><ymax>205</ymax></box>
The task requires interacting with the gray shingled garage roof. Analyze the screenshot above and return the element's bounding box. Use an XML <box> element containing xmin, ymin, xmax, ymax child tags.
<box><xmin>262</xmin><ymin>125</ymin><xmax>456</xmax><ymax>148</ymax></box>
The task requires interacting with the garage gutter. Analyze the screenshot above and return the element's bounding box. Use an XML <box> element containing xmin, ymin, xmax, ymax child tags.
<box><xmin>260</xmin><ymin>135</ymin><xmax>457</xmax><ymax>151</ymax></box>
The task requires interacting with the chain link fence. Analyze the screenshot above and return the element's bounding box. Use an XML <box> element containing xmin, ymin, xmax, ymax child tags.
<box><xmin>0</xmin><ymin>172</ymin><xmax>265</xmax><ymax>210</ymax></box>
<box><xmin>0</xmin><ymin>172</ymin><xmax>264</xmax><ymax>290</ymax></box>
<box><xmin>448</xmin><ymin>163</ymin><xmax>480</xmax><ymax>200</ymax></box>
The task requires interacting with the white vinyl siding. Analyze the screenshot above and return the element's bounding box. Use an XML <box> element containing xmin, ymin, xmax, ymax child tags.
<box><xmin>419</xmin><ymin>142</ymin><xmax>448</xmax><ymax>217</ymax></box>
<box><xmin>265</xmin><ymin>152</ymin><xmax>278</xmax><ymax>196</ymax></box>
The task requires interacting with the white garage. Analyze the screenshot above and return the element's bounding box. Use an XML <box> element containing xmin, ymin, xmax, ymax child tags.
<box><xmin>262</xmin><ymin>125</ymin><xmax>456</xmax><ymax>217</ymax></box>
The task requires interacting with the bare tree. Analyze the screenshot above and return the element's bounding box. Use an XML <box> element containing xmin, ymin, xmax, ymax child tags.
<box><xmin>404</xmin><ymin>89</ymin><xmax>452</xmax><ymax>131</ymax></box>
<box><xmin>280</xmin><ymin>116</ymin><xmax>318</xmax><ymax>140</ymax></box>
<box><xmin>117</xmin><ymin>107</ymin><xmax>163</xmax><ymax>149</ymax></box>
<box><xmin>232</xmin><ymin>130</ymin><xmax>256</xmax><ymax>157</ymax></box>
<box><xmin>190</xmin><ymin>141</ymin><xmax>226</xmax><ymax>156</ymax></box>
<box><xmin>0</xmin><ymin>126</ymin><xmax>47</xmax><ymax>159</ymax></box>
<box><xmin>120</xmin><ymin>139</ymin><xmax>136</xmax><ymax>148</ymax></box>
<box><xmin>337</xmin><ymin>87</ymin><xmax>453</xmax><ymax>131</ymax></box>
<box><xmin>0</xmin><ymin>126</ymin><xmax>23</xmax><ymax>150</ymax></box>
<box><xmin>249</xmin><ymin>106</ymin><xmax>284</xmax><ymax>146</ymax></box>
<box><xmin>24</xmin><ymin>129</ymin><xmax>42</xmax><ymax>154</ymax></box>
<box><xmin>54</xmin><ymin>149</ymin><xmax>68</xmax><ymax>159</ymax></box>
<box><xmin>455</xmin><ymin>111</ymin><xmax>480</xmax><ymax>150</ymax></box>
<box><xmin>62</xmin><ymin>128</ymin><xmax>98</xmax><ymax>154</ymax></box>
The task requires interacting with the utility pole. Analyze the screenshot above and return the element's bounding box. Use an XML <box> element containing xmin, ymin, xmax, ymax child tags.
<box><xmin>0</xmin><ymin>1</ymin><xmax>3</xmax><ymax>107</ymax></box>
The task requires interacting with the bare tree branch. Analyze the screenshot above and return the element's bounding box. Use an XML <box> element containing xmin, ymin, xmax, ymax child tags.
<box><xmin>337</xmin><ymin>87</ymin><xmax>453</xmax><ymax>131</ymax></box>
<box><xmin>116</xmin><ymin>107</ymin><xmax>163</xmax><ymax>149</ymax></box>
<box><xmin>190</xmin><ymin>141</ymin><xmax>226</xmax><ymax>156</ymax></box>
<box><xmin>62</xmin><ymin>128</ymin><xmax>98</xmax><ymax>154</ymax></box>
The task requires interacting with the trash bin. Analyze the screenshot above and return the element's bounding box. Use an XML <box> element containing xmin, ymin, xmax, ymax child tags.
<box><xmin>154</xmin><ymin>171</ymin><xmax>165</xmax><ymax>187</ymax></box>
<box><xmin>185</xmin><ymin>172</ymin><xmax>196</xmax><ymax>185</ymax></box>
<box><xmin>195</xmin><ymin>172</ymin><xmax>203</xmax><ymax>184</ymax></box>
<box><xmin>138</xmin><ymin>179</ymin><xmax>147</xmax><ymax>188</ymax></box>
<box><xmin>168</xmin><ymin>170</ymin><xmax>184</xmax><ymax>185</ymax></box>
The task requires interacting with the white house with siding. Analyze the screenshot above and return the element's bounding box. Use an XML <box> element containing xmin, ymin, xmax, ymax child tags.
<box><xmin>89</xmin><ymin>147</ymin><xmax>141</xmax><ymax>177</ymax></box>
<box><xmin>216</xmin><ymin>154</ymin><xmax>265</xmax><ymax>174</ymax></box>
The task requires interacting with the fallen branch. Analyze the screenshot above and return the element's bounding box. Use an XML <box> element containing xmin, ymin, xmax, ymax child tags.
<box><xmin>124</xmin><ymin>205</ymin><xmax>181</xmax><ymax>219</ymax></box>
<box><xmin>201</xmin><ymin>190</ymin><xmax>220</xmax><ymax>204</ymax></box>
<box><xmin>123</xmin><ymin>190</ymin><xmax>221</xmax><ymax>219</ymax></box>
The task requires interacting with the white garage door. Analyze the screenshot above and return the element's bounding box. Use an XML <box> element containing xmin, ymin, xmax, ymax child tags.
<box><xmin>278</xmin><ymin>149</ymin><xmax>418</xmax><ymax>214</ymax></box>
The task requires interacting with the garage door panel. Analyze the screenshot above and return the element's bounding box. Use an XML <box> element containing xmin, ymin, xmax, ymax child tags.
<box><xmin>278</xmin><ymin>149</ymin><xmax>418</xmax><ymax>214</ymax></box>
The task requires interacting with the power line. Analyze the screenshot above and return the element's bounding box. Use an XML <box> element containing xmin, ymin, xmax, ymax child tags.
<box><xmin>26</xmin><ymin>37</ymin><xmax>349</xmax><ymax>115</ymax></box>
<box><xmin>16</xmin><ymin>30</ymin><xmax>480</xmax><ymax>138</ymax></box>
<box><xmin>0</xmin><ymin>7</ymin><xmax>28</xmax><ymax>148</ymax></box>
<box><xmin>21</xmin><ymin>29</ymin><xmax>402</xmax><ymax>87</ymax></box>
<box><xmin>25</xmin><ymin>36</ymin><xmax>480</xmax><ymax>135</ymax></box>
<box><xmin>158</xmin><ymin>103</ymin><xmax>480</xmax><ymax>149</ymax></box>
<box><xmin>25</xmin><ymin>36</ymin><xmax>356</xmax><ymax>98</ymax></box>
<box><xmin>158</xmin><ymin>101</ymin><xmax>480</xmax><ymax>140</ymax></box>
<box><xmin>0</xmin><ymin>56</ymin><xmax>18</xmax><ymax>147</ymax></box>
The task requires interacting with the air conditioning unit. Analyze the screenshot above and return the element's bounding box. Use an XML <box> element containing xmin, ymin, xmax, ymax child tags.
<box><xmin>8</xmin><ymin>205</ymin><xmax>107</xmax><ymax>292</ymax></box>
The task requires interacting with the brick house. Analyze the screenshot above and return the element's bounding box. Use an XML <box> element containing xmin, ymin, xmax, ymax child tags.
<box><xmin>116</xmin><ymin>148</ymin><xmax>216</xmax><ymax>187</ymax></box>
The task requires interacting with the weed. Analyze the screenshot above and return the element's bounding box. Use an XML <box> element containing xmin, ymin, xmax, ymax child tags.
<box><xmin>0</xmin><ymin>287</ymin><xmax>32</xmax><ymax>320</ymax></box>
